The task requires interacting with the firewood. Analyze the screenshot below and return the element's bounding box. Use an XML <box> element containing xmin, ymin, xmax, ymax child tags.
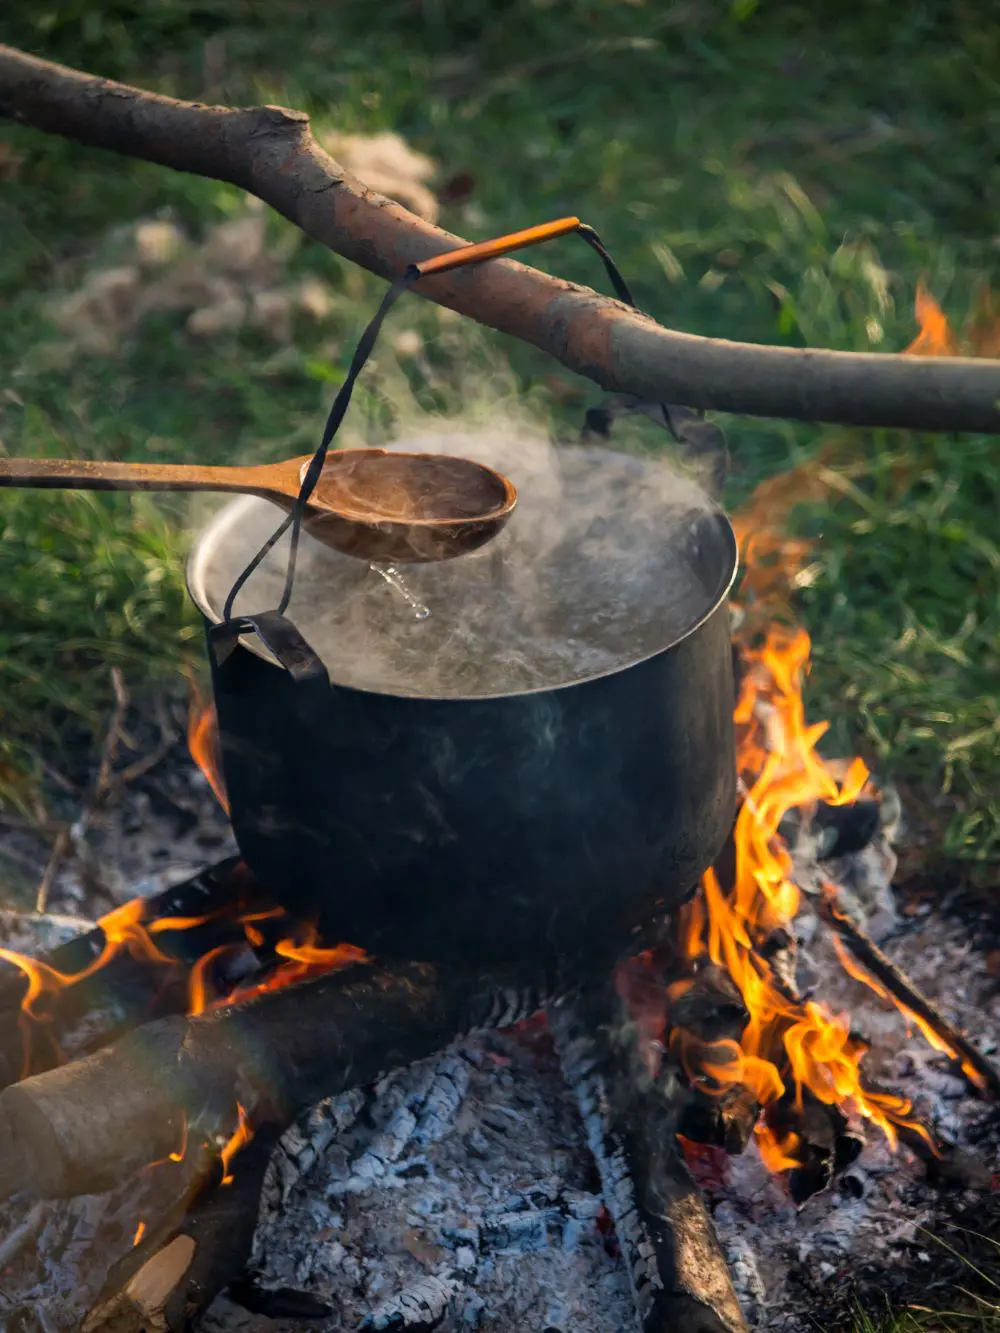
<box><xmin>0</xmin><ymin>857</ymin><xmax>268</xmax><ymax>1090</ymax></box>
<box><xmin>549</xmin><ymin>991</ymin><xmax>748</xmax><ymax>1333</ymax></box>
<box><xmin>0</xmin><ymin>959</ymin><xmax>549</xmax><ymax>1200</ymax></box>
<box><xmin>817</xmin><ymin>892</ymin><xmax>1000</xmax><ymax>1097</ymax></box>
<box><xmin>679</xmin><ymin>1083</ymin><xmax>760</xmax><ymax>1156</ymax></box>
<box><xmin>2</xmin><ymin>43</ymin><xmax>1000</xmax><ymax>434</ymax></box>
<box><xmin>83</xmin><ymin>1127</ymin><xmax>279</xmax><ymax>1333</ymax></box>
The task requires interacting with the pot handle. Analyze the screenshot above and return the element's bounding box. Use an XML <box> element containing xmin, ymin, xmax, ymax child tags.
<box><xmin>580</xmin><ymin>394</ymin><xmax>729</xmax><ymax>496</ymax></box>
<box><xmin>208</xmin><ymin>610</ymin><xmax>330</xmax><ymax>689</ymax></box>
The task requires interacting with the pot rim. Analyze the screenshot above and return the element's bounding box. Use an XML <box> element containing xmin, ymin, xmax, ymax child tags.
<box><xmin>186</xmin><ymin>493</ymin><xmax>739</xmax><ymax>703</ymax></box>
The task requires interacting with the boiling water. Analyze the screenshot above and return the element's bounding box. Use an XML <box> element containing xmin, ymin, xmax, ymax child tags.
<box><xmin>197</xmin><ymin>432</ymin><xmax>728</xmax><ymax>698</ymax></box>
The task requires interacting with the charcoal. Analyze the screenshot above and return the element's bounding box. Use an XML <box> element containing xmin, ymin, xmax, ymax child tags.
<box><xmin>813</xmin><ymin>800</ymin><xmax>881</xmax><ymax>860</ymax></box>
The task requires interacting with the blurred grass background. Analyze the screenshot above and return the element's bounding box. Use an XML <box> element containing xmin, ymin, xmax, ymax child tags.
<box><xmin>0</xmin><ymin>0</ymin><xmax>997</xmax><ymax>884</ymax></box>
<box><xmin>0</xmin><ymin>7</ymin><xmax>999</xmax><ymax>1328</ymax></box>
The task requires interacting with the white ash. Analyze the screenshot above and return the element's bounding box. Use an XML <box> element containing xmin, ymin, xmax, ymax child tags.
<box><xmin>243</xmin><ymin>1032</ymin><xmax>636</xmax><ymax>1332</ymax></box>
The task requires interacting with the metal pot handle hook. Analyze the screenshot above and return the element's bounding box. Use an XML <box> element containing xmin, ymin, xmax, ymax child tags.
<box><xmin>208</xmin><ymin>610</ymin><xmax>330</xmax><ymax>688</ymax></box>
<box><xmin>580</xmin><ymin>394</ymin><xmax>730</xmax><ymax>496</ymax></box>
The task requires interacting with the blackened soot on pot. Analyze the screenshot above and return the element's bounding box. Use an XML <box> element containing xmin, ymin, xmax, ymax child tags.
<box><xmin>199</xmin><ymin>428</ymin><xmax>720</xmax><ymax>698</ymax></box>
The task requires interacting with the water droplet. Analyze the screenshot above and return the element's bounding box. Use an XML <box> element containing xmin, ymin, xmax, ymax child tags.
<box><xmin>370</xmin><ymin>562</ymin><xmax>431</xmax><ymax>621</ymax></box>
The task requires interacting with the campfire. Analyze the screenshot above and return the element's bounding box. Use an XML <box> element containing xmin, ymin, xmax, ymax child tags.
<box><xmin>0</xmin><ymin>462</ymin><xmax>994</xmax><ymax>1332</ymax></box>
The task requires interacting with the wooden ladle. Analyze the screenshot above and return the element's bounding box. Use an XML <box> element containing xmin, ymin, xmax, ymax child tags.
<box><xmin>0</xmin><ymin>449</ymin><xmax>518</xmax><ymax>563</ymax></box>
<box><xmin>0</xmin><ymin>219</ymin><xmax>616</xmax><ymax>562</ymax></box>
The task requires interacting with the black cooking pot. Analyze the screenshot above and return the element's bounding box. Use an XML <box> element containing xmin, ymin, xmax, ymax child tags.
<box><xmin>187</xmin><ymin>436</ymin><xmax>738</xmax><ymax>973</ymax></box>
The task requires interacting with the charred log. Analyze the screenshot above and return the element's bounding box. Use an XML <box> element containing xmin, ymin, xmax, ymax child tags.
<box><xmin>763</xmin><ymin>1090</ymin><xmax>854</xmax><ymax>1204</ymax></box>
<box><xmin>82</xmin><ymin>1126</ymin><xmax>280</xmax><ymax>1333</ymax></box>
<box><xmin>0</xmin><ymin>858</ymin><xmax>268</xmax><ymax>1089</ymax></box>
<box><xmin>678</xmin><ymin>1084</ymin><xmax>760</xmax><ymax>1157</ymax></box>
<box><xmin>666</xmin><ymin>966</ymin><xmax>748</xmax><ymax>1047</ymax></box>
<box><xmin>812</xmin><ymin>800</ymin><xmax>881</xmax><ymax>861</ymax></box>
<box><xmin>0</xmin><ymin>959</ymin><xmax>549</xmax><ymax>1200</ymax></box>
<box><xmin>549</xmin><ymin>990</ymin><xmax>748</xmax><ymax>1333</ymax></box>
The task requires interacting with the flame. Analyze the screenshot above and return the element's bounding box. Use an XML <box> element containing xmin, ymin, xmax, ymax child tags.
<box><xmin>188</xmin><ymin>688</ymin><xmax>229</xmax><ymax>815</ymax></box>
<box><xmin>168</xmin><ymin>1114</ymin><xmax>189</xmax><ymax>1164</ymax></box>
<box><xmin>132</xmin><ymin>1220</ymin><xmax>147</xmax><ymax>1247</ymax></box>
<box><xmin>902</xmin><ymin>282</ymin><xmax>1000</xmax><ymax>358</ymax></box>
<box><xmin>905</xmin><ymin>283</ymin><xmax>958</xmax><ymax>357</ymax></box>
<box><xmin>0</xmin><ymin>897</ymin><xmax>193</xmax><ymax>1077</ymax></box>
<box><xmin>220</xmin><ymin>1102</ymin><xmax>253</xmax><ymax>1185</ymax></box>
<box><xmin>829</xmin><ymin>912</ymin><xmax>989</xmax><ymax>1094</ymax></box>
<box><xmin>223</xmin><ymin>922</ymin><xmax>367</xmax><ymax>1008</ymax></box>
<box><xmin>677</xmin><ymin>623</ymin><xmax>939</xmax><ymax>1170</ymax></box>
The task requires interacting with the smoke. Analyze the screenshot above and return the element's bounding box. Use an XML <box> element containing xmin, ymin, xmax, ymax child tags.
<box><xmin>189</xmin><ymin>379</ymin><xmax>733</xmax><ymax>698</ymax></box>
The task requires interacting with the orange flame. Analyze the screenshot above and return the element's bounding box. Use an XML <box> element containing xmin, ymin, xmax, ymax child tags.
<box><xmin>223</xmin><ymin>922</ymin><xmax>367</xmax><ymax>1008</ymax></box>
<box><xmin>132</xmin><ymin>1220</ymin><xmax>147</xmax><ymax>1247</ymax></box>
<box><xmin>188</xmin><ymin>688</ymin><xmax>229</xmax><ymax>815</ymax></box>
<box><xmin>220</xmin><ymin>1102</ymin><xmax>253</xmax><ymax>1185</ymax></box>
<box><xmin>902</xmin><ymin>282</ymin><xmax>1000</xmax><ymax>359</ymax></box>
<box><xmin>678</xmin><ymin>623</ymin><xmax>938</xmax><ymax>1168</ymax></box>
<box><xmin>0</xmin><ymin>897</ymin><xmax>191</xmax><ymax>1077</ymax></box>
<box><xmin>905</xmin><ymin>283</ymin><xmax>958</xmax><ymax>357</ymax></box>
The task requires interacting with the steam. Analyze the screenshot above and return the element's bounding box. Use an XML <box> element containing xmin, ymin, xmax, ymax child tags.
<box><xmin>190</xmin><ymin>410</ymin><xmax>731</xmax><ymax>699</ymax></box>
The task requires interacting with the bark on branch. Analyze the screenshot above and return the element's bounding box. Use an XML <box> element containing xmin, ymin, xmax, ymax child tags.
<box><xmin>2</xmin><ymin>43</ymin><xmax>999</xmax><ymax>433</ymax></box>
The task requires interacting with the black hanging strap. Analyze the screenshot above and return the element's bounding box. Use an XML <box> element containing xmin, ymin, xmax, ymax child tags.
<box><xmin>222</xmin><ymin>270</ymin><xmax>419</xmax><ymax>623</ymax></box>
<box><xmin>221</xmin><ymin>220</ymin><xmax>690</xmax><ymax>625</ymax></box>
<box><xmin>576</xmin><ymin>224</ymin><xmax>637</xmax><ymax>309</ymax></box>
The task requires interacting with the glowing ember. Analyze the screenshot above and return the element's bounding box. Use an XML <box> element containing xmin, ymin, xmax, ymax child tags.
<box><xmin>132</xmin><ymin>1219</ymin><xmax>146</xmax><ymax>1247</ymax></box>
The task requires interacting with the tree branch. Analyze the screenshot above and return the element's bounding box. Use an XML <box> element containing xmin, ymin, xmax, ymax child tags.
<box><xmin>2</xmin><ymin>42</ymin><xmax>999</xmax><ymax>433</ymax></box>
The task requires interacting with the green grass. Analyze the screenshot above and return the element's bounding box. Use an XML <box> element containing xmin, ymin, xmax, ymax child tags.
<box><xmin>0</xmin><ymin>0</ymin><xmax>997</xmax><ymax>867</ymax></box>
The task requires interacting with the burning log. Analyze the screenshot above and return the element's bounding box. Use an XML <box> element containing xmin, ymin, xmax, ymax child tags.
<box><xmin>662</xmin><ymin>964</ymin><xmax>761</xmax><ymax>1158</ymax></box>
<box><xmin>549</xmin><ymin>989</ymin><xmax>748</xmax><ymax>1333</ymax></box>
<box><xmin>82</xmin><ymin>1126</ymin><xmax>281</xmax><ymax>1333</ymax></box>
<box><xmin>762</xmin><ymin>1089</ymin><xmax>860</xmax><ymax>1205</ymax></box>
<box><xmin>3</xmin><ymin>44</ymin><xmax>1000</xmax><ymax>433</ymax></box>
<box><xmin>679</xmin><ymin>1083</ymin><xmax>760</xmax><ymax>1158</ymax></box>
<box><xmin>0</xmin><ymin>958</ymin><xmax>549</xmax><ymax>1200</ymax></box>
<box><xmin>817</xmin><ymin>892</ymin><xmax>1000</xmax><ymax>1098</ymax></box>
<box><xmin>0</xmin><ymin>858</ymin><xmax>268</xmax><ymax>1089</ymax></box>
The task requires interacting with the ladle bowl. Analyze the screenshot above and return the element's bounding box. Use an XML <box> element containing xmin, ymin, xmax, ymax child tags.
<box><xmin>0</xmin><ymin>449</ymin><xmax>518</xmax><ymax>564</ymax></box>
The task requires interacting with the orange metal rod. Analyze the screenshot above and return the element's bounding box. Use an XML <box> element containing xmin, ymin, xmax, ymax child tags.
<box><xmin>414</xmin><ymin>217</ymin><xmax>582</xmax><ymax>278</ymax></box>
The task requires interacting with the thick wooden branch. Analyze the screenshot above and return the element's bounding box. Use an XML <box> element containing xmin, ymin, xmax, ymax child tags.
<box><xmin>0</xmin><ymin>957</ymin><xmax>548</xmax><ymax>1200</ymax></box>
<box><xmin>549</xmin><ymin>990</ymin><xmax>748</xmax><ymax>1333</ymax></box>
<box><xmin>2</xmin><ymin>42</ymin><xmax>999</xmax><ymax>433</ymax></box>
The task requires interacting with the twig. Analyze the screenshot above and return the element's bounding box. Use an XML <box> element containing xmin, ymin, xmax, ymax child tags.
<box><xmin>817</xmin><ymin>891</ymin><xmax>1000</xmax><ymax>1098</ymax></box>
<box><xmin>0</xmin><ymin>1200</ymin><xmax>49</xmax><ymax>1269</ymax></box>
<box><xmin>1</xmin><ymin>42</ymin><xmax>999</xmax><ymax>432</ymax></box>
<box><xmin>33</xmin><ymin>829</ymin><xmax>71</xmax><ymax>916</ymax></box>
<box><xmin>35</xmin><ymin>667</ymin><xmax>129</xmax><ymax>914</ymax></box>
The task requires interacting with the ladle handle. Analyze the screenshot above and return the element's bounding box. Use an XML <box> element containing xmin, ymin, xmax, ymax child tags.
<box><xmin>0</xmin><ymin>457</ymin><xmax>266</xmax><ymax>496</ymax></box>
<box><xmin>413</xmin><ymin>217</ymin><xmax>582</xmax><ymax>278</ymax></box>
